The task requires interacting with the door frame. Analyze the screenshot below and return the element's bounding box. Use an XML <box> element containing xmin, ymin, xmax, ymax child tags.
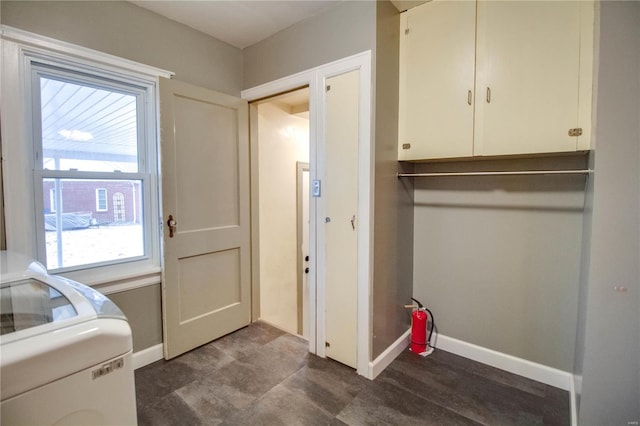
<box><xmin>296</xmin><ymin>161</ymin><xmax>310</xmax><ymax>336</ymax></box>
<box><xmin>242</xmin><ymin>51</ymin><xmax>373</xmax><ymax>378</ymax></box>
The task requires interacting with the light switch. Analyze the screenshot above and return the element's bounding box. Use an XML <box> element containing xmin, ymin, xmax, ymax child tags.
<box><xmin>312</xmin><ymin>179</ymin><xmax>321</xmax><ymax>197</ymax></box>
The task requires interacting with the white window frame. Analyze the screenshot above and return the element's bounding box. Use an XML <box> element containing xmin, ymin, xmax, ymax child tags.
<box><xmin>49</xmin><ymin>188</ymin><xmax>57</xmax><ymax>213</ymax></box>
<box><xmin>1</xmin><ymin>26</ymin><xmax>173</xmax><ymax>286</ymax></box>
<box><xmin>95</xmin><ymin>188</ymin><xmax>108</xmax><ymax>212</ymax></box>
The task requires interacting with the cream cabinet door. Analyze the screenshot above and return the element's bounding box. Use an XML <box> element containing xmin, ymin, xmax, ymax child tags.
<box><xmin>398</xmin><ymin>0</ymin><xmax>476</xmax><ymax>160</ymax></box>
<box><xmin>474</xmin><ymin>1</ymin><xmax>584</xmax><ymax>156</ymax></box>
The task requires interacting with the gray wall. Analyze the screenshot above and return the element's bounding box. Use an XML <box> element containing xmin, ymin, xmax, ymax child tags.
<box><xmin>1</xmin><ymin>0</ymin><xmax>244</xmax><ymax>352</ymax></box>
<box><xmin>242</xmin><ymin>1</ymin><xmax>376</xmax><ymax>89</ymax></box>
<box><xmin>576</xmin><ymin>1</ymin><xmax>640</xmax><ymax>423</ymax></box>
<box><xmin>245</xmin><ymin>0</ymin><xmax>413</xmax><ymax>360</ymax></box>
<box><xmin>371</xmin><ymin>1</ymin><xmax>413</xmax><ymax>359</ymax></box>
<box><xmin>107</xmin><ymin>284</ymin><xmax>163</xmax><ymax>353</ymax></box>
<box><xmin>1</xmin><ymin>0</ymin><xmax>416</xmax><ymax>360</ymax></box>
<box><xmin>412</xmin><ymin>156</ymin><xmax>587</xmax><ymax>371</ymax></box>
<box><xmin>0</xmin><ymin>1</ymin><xmax>242</xmax><ymax>95</ymax></box>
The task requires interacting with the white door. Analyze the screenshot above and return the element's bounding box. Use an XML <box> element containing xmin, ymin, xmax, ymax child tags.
<box><xmin>160</xmin><ymin>78</ymin><xmax>251</xmax><ymax>359</ymax></box>
<box><xmin>324</xmin><ymin>70</ymin><xmax>359</xmax><ymax>368</ymax></box>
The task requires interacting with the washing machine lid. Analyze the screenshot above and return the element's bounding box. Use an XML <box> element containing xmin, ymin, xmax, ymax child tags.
<box><xmin>0</xmin><ymin>278</ymin><xmax>80</xmax><ymax>336</ymax></box>
<box><xmin>0</xmin><ymin>252</ymin><xmax>133</xmax><ymax>401</ymax></box>
<box><xmin>0</xmin><ymin>251</ymin><xmax>124</xmax><ymax>344</ymax></box>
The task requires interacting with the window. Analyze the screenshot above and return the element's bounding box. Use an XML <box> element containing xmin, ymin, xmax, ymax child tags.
<box><xmin>29</xmin><ymin>62</ymin><xmax>159</xmax><ymax>272</ymax></box>
<box><xmin>2</xmin><ymin>30</ymin><xmax>170</xmax><ymax>284</ymax></box>
<box><xmin>96</xmin><ymin>188</ymin><xmax>108</xmax><ymax>212</ymax></box>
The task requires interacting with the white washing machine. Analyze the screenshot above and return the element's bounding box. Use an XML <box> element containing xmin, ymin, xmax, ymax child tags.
<box><xmin>0</xmin><ymin>251</ymin><xmax>137</xmax><ymax>425</ymax></box>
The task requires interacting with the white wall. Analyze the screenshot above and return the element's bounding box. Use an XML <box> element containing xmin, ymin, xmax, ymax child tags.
<box><xmin>258</xmin><ymin>102</ymin><xmax>309</xmax><ymax>334</ymax></box>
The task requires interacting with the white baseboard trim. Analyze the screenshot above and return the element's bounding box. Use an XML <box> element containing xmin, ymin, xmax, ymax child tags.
<box><xmin>434</xmin><ymin>334</ymin><xmax>574</xmax><ymax>391</ymax></box>
<box><xmin>133</xmin><ymin>343</ymin><xmax>163</xmax><ymax>370</ymax></box>
<box><xmin>366</xmin><ymin>331</ymin><xmax>579</xmax><ymax>424</ymax></box>
<box><xmin>573</xmin><ymin>374</ymin><xmax>582</xmax><ymax>396</ymax></box>
<box><xmin>434</xmin><ymin>334</ymin><xmax>577</xmax><ymax>424</ymax></box>
<box><xmin>367</xmin><ymin>329</ymin><xmax>411</xmax><ymax>379</ymax></box>
<box><xmin>570</xmin><ymin>375</ymin><xmax>579</xmax><ymax>426</ymax></box>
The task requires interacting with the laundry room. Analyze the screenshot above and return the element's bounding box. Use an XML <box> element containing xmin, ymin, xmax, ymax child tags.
<box><xmin>1</xmin><ymin>1</ymin><xmax>638</xmax><ymax>425</ymax></box>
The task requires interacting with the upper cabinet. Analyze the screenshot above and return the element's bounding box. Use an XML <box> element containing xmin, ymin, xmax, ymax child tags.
<box><xmin>398</xmin><ymin>0</ymin><xmax>595</xmax><ymax>161</ymax></box>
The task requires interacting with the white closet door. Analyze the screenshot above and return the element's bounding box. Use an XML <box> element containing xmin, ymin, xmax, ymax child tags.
<box><xmin>324</xmin><ymin>70</ymin><xmax>359</xmax><ymax>368</ymax></box>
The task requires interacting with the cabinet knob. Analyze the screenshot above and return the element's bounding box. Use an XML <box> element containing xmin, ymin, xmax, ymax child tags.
<box><xmin>486</xmin><ymin>87</ymin><xmax>491</xmax><ymax>103</ymax></box>
<box><xmin>468</xmin><ymin>90</ymin><xmax>472</xmax><ymax>105</ymax></box>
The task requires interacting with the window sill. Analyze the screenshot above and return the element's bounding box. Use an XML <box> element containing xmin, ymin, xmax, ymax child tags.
<box><xmin>57</xmin><ymin>263</ymin><xmax>162</xmax><ymax>295</ymax></box>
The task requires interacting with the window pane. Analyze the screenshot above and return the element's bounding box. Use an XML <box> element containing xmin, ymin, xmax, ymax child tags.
<box><xmin>96</xmin><ymin>188</ymin><xmax>107</xmax><ymax>211</ymax></box>
<box><xmin>43</xmin><ymin>178</ymin><xmax>144</xmax><ymax>269</ymax></box>
<box><xmin>40</xmin><ymin>77</ymin><xmax>139</xmax><ymax>172</ymax></box>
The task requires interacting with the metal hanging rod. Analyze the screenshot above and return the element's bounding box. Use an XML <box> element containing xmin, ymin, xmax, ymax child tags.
<box><xmin>397</xmin><ymin>169</ymin><xmax>592</xmax><ymax>178</ymax></box>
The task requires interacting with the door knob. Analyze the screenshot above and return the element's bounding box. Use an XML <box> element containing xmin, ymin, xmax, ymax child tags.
<box><xmin>167</xmin><ymin>215</ymin><xmax>177</xmax><ymax>238</ymax></box>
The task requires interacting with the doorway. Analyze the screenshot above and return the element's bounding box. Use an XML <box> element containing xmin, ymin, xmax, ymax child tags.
<box><xmin>254</xmin><ymin>88</ymin><xmax>310</xmax><ymax>338</ymax></box>
<box><xmin>244</xmin><ymin>51</ymin><xmax>373</xmax><ymax>377</ymax></box>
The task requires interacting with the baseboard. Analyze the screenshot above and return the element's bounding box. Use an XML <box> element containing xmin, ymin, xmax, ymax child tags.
<box><xmin>434</xmin><ymin>334</ymin><xmax>578</xmax><ymax>424</ymax></box>
<box><xmin>570</xmin><ymin>375</ymin><xmax>579</xmax><ymax>426</ymax></box>
<box><xmin>367</xmin><ymin>329</ymin><xmax>411</xmax><ymax>379</ymax></box>
<box><xmin>434</xmin><ymin>334</ymin><xmax>574</xmax><ymax>391</ymax></box>
<box><xmin>132</xmin><ymin>343</ymin><xmax>163</xmax><ymax>370</ymax></box>
<box><xmin>573</xmin><ymin>374</ymin><xmax>582</xmax><ymax>396</ymax></box>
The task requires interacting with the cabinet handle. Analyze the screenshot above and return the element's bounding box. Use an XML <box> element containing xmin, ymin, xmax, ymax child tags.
<box><xmin>486</xmin><ymin>87</ymin><xmax>491</xmax><ymax>103</ymax></box>
<box><xmin>467</xmin><ymin>90</ymin><xmax>472</xmax><ymax>105</ymax></box>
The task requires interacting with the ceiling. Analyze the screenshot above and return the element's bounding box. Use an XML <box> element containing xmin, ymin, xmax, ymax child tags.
<box><xmin>130</xmin><ymin>1</ymin><xmax>423</xmax><ymax>50</ymax></box>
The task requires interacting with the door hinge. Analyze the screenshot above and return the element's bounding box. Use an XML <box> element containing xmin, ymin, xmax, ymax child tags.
<box><xmin>326</xmin><ymin>85</ymin><xmax>331</xmax><ymax>92</ymax></box>
<box><xmin>402</xmin><ymin>143</ymin><xmax>411</xmax><ymax>150</ymax></box>
<box><xmin>405</xmin><ymin>28</ymin><xmax>410</xmax><ymax>35</ymax></box>
<box><xmin>325</xmin><ymin>341</ymin><xmax>331</xmax><ymax>348</ymax></box>
<box><xmin>568</xmin><ymin>128</ymin><xmax>583</xmax><ymax>137</ymax></box>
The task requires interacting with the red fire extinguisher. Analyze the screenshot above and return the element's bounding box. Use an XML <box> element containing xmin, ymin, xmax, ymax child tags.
<box><xmin>406</xmin><ymin>298</ymin><xmax>435</xmax><ymax>356</ymax></box>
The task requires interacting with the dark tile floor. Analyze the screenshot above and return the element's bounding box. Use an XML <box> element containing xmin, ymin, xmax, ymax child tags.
<box><xmin>135</xmin><ymin>321</ymin><xmax>570</xmax><ymax>425</ymax></box>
